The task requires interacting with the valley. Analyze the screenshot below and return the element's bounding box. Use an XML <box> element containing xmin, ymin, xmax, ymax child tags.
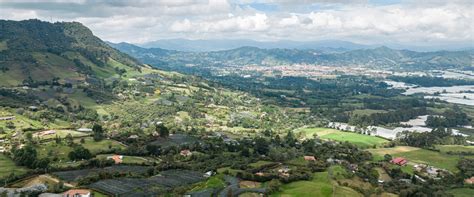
<box><xmin>0</xmin><ymin>19</ymin><xmax>473</xmax><ymax>197</ymax></box>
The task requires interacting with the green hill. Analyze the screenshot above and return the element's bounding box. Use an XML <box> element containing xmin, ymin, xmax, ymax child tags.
<box><xmin>0</xmin><ymin>19</ymin><xmax>141</xmax><ymax>86</ymax></box>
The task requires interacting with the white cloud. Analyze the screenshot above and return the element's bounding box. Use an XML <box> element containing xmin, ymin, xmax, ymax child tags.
<box><xmin>0</xmin><ymin>0</ymin><xmax>472</xmax><ymax>47</ymax></box>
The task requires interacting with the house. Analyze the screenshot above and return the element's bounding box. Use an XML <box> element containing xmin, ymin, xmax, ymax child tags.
<box><xmin>180</xmin><ymin>149</ymin><xmax>193</xmax><ymax>157</ymax></box>
<box><xmin>203</xmin><ymin>171</ymin><xmax>213</xmax><ymax>178</ymax></box>
<box><xmin>28</xmin><ymin>106</ymin><xmax>38</xmax><ymax>111</ymax></box>
<box><xmin>107</xmin><ymin>155</ymin><xmax>123</xmax><ymax>164</ymax></box>
<box><xmin>390</xmin><ymin>157</ymin><xmax>408</xmax><ymax>166</ymax></box>
<box><xmin>464</xmin><ymin>176</ymin><xmax>474</xmax><ymax>184</ymax></box>
<box><xmin>255</xmin><ymin>172</ymin><xmax>265</xmax><ymax>176</ymax></box>
<box><xmin>128</xmin><ymin>135</ymin><xmax>139</xmax><ymax>139</ymax></box>
<box><xmin>304</xmin><ymin>156</ymin><xmax>316</xmax><ymax>161</ymax></box>
<box><xmin>63</xmin><ymin>189</ymin><xmax>91</xmax><ymax>197</ymax></box>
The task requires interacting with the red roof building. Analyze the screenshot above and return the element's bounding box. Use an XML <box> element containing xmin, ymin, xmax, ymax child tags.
<box><xmin>390</xmin><ymin>157</ymin><xmax>408</xmax><ymax>166</ymax></box>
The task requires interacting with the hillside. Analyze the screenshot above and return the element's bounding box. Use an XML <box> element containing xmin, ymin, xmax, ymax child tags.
<box><xmin>0</xmin><ymin>19</ymin><xmax>142</xmax><ymax>87</ymax></box>
<box><xmin>111</xmin><ymin>43</ymin><xmax>473</xmax><ymax>71</ymax></box>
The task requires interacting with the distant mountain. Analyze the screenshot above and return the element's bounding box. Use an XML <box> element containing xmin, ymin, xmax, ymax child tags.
<box><xmin>139</xmin><ymin>39</ymin><xmax>371</xmax><ymax>52</ymax></box>
<box><xmin>0</xmin><ymin>19</ymin><xmax>142</xmax><ymax>86</ymax></box>
<box><xmin>111</xmin><ymin>42</ymin><xmax>473</xmax><ymax>71</ymax></box>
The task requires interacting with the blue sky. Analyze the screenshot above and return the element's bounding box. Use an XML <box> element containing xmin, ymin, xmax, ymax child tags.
<box><xmin>0</xmin><ymin>0</ymin><xmax>472</xmax><ymax>48</ymax></box>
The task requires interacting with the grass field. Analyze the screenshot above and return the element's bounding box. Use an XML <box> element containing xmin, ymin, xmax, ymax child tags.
<box><xmin>0</xmin><ymin>154</ymin><xmax>27</xmax><ymax>178</ymax></box>
<box><xmin>190</xmin><ymin>174</ymin><xmax>226</xmax><ymax>191</ymax></box>
<box><xmin>447</xmin><ymin>188</ymin><xmax>474</xmax><ymax>197</ymax></box>
<box><xmin>369</xmin><ymin>146</ymin><xmax>474</xmax><ymax>172</ymax></box>
<box><xmin>37</xmin><ymin>137</ymin><xmax>126</xmax><ymax>161</ymax></box>
<box><xmin>271</xmin><ymin>172</ymin><xmax>333</xmax><ymax>197</ymax></box>
<box><xmin>435</xmin><ymin>145</ymin><xmax>474</xmax><ymax>154</ymax></box>
<box><xmin>295</xmin><ymin>127</ymin><xmax>388</xmax><ymax>148</ymax></box>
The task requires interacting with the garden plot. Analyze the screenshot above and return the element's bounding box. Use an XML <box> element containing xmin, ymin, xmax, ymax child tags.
<box><xmin>52</xmin><ymin>165</ymin><xmax>151</xmax><ymax>182</ymax></box>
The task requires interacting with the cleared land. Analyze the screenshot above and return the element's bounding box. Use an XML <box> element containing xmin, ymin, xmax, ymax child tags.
<box><xmin>295</xmin><ymin>127</ymin><xmax>388</xmax><ymax>148</ymax></box>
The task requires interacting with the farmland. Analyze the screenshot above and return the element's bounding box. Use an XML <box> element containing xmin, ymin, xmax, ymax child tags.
<box><xmin>0</xmin><ymin>154</ymin><xmax>27</xmax><ymax>179</ymax></box>
<box><xmin>36</xmin><ymin>137</ymin><xmax>125</xmax><ymax>162</ymax></box>
<box><xmin>270</xmin><ymin>172</ymin><xmax>333</xmax><ymax>197</ymax></box>
<box><xmin>89</xmin><ymin>170</ymin><xmax>205</xmax><ymax>196</ymax></box>
<box><xmin>368</xmin><ymin>146</ymin><xmax>474</xmax><ymax>172</ymax></box>
<box><xmin>52</xmin><ymin>165</ymin><xmax>151</xmax><ymax>182</ymax></box>
<box><xmin>295</xmin><ymin>127</ymin><xmax>388</xmax><ymax>148</ymax></box>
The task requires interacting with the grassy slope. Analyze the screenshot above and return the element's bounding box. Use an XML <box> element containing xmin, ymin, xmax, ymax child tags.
<box><xmin>0</xmin><ymin>154</ymin><xmax>28</xmax><ymax>178</ymax></box>
<box><xmin>296</xmin><ymin>127</ymin><xmax>388</xmax><ymax>148</ymax></box>
<box><xmin>271</xmin><ymin>172</ymin><xmax>333</xmax><ymax>197</ymax></box>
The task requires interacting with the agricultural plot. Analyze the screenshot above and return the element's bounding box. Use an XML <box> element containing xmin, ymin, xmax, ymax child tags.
<box><xmin>90</xmin><ymin>170</ymin><xmax>205</xmax><ymax>196</ymax></box>
<box><xmin>435</xmin><ymin>145</ymin><xmax>474</xmax><ymax>154</ymax></box>
<box><xmin>369</xmin><ymin>146</ymin><xmax>474</xmax><ymax>172</ymax></box>
<box><xmin>95</xmin><ymin>154</ymin><xmax>153</xmax><ymax>164</ymax></box>
<box><xmin>295</xmin><ymin>127</ymin><xmax>388</xmax><ymax>148</ymax></box>
<box><xmin>52</xmin><ymin>165</ymin><xmax>151</xmax><ymax>182</ymax></box>
<box><xmin>34</xmin><ymin>129</ymin><xmax>89</xmax><ymax>140</ymax></box>
<box><xmin>37</xmin><ymin>137</ymin><xmax>125</xmax><ymax>162</ymax></box>
<box><xmin>149</xmin><ymin>134</ymin><xmax>198</xmax><ymax>148</ymax></box>
<box><xmin>271</xmin><ymin>172</ymin><xmax>333</xmax><ymax>197</ymax></box>
<box><xmin>0</xmin><ymin>154</ymin><xmax>27</xmax><ymax>178</ymax></box>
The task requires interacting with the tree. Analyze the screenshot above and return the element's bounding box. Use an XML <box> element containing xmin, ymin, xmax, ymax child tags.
<box><xmin>65</xmin><ymin>133</ymin><xmax>74</xmax><ymax>146</ymax></box>
<box><xmin>156</xmin><ymin>124</ymin><xmax>169</xmax><ymax>138</ymax></box>
<box><xmin>5</xmin><ymin>121</ymin><xmax>15</xmax><ymax>129</ymax></box>
<box><xmin>384</xmin><ymin>154</ymin><xmax>392</xmax><ymax>162</ymax></box>
<box><xmin>13</xmin><ymin>145</ymin><xmax>37</xmax><ymax>168</ymax></box>
<box><xmin>34</xmin><ymin>158</ymin><xmax>50</xmax><ymax>169</ymax></box>
<box><xmin>254</xmin><ymin>137</ymin><xmax>270</xmax><ymax>155</ymax></box>
<box><xmin>68</xmin><ymin>145</ymin><xmax>92</xmax><ymax>161</ymax></box>
<box><xmin>92</xmin><ymin>124</ymin><xmax>104</xmax><ymax>141</ymax></box>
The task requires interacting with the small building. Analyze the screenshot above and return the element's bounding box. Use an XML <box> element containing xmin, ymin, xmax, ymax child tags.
<box><xmin>28</xmin><ymin>106</ymin><xmax>39</xmax><ymax>111</ymax></box>
<box><xmin>128</xmin><ymin>135</ymin><xmax>139</xmax><ymax>139</ymax></box>
<box><xmin>464</xmin><ymin>176</ymin><xmax>474</xmax><ymax>184</ymax></box>
<box><xmin>77</xmin><ymin>128</ymin><xmax>92</xmax><ymax>132</ymax></box>
<box><xmin>203</xmin><ymin>171</ymin><xmax>213</xmax><ymax>178</ymax></box>
<box><xmin>304</xmin><ymin>156</ymin><xmax>316</xmax><ymax>161</ymax></box>
<box><xmin>180</xmin><ymin>149</ymin><xmax>193</xmax><ymax>157</ymax></box>
<box><xmin>390</xmin><ymin>157</ymin><xmax>408</xmax><ymax>166</ymax></box>
<box><xmin>0</xmin><ymin>116</ymin><xmax>15</xmax><ymax>121</ymax></box>
<box><xmin>63</xmin><ymin>189</ymin><xmax>91</xmax><ymax>197</ymax></box>
<box><xmin>107</xmin><ymin>155</ymin><xmax>123</xmax><ymax>164</ymax></box>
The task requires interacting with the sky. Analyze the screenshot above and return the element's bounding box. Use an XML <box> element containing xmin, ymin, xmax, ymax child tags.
<box><xmin>0</xmin><ymin>0</ymin><xmax>473</xmax><ymax>48</ymax></box>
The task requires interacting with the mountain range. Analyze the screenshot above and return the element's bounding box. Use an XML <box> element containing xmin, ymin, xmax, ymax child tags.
<box><xmin>110</xmin><ymin>42</ymin><xmax>473</xmax><ymax>71</ymax></box>
<box><xmin>138</xmin><ymin>38</ymin><xmax>474</xmax><ymax>52</ymax></box>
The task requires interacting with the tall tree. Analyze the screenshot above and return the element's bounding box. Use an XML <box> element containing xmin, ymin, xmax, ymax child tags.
<box><xmin>93</xmin><ymin>124</ymin><xmax>104</xmax><ymax>141</ymax></box>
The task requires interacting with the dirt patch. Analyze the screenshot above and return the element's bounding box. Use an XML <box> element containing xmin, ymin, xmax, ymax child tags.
<box><xmin>239</xmin><ymin>181</ymin><xmax>261</xmax><ymax>188</ymax></box>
